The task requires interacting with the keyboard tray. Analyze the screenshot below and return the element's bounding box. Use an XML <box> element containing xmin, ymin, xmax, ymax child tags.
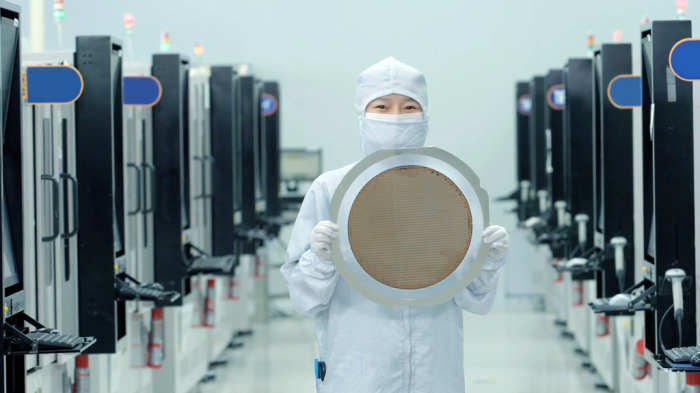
<box><xmin>188</xmin><ymin>255</ymin><xmax>235</xmax><ymax>275</ymax></box>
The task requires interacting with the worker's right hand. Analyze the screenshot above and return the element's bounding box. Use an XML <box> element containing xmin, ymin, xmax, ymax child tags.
<box><xmin>310</xmin><ymin>221</ymin><xmax>339</xmax><ymax>261</ymax></box>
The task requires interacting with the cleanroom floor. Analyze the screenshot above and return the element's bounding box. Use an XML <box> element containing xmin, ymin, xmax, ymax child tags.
<box><xmin>200</xmin><ymin>303</ymin><xmax>602</xmax><ymax>393</ymax></box>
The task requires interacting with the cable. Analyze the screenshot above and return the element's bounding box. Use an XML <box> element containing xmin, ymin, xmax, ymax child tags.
<box><xmin>678</xmin><ymin>318</ymin><xmax>682</xmax><ymax>348</ymax></box>
<box><xmin>659</xmin><ymin>304</ymin><xmax>673</xmax><ymax>353</ymax></box>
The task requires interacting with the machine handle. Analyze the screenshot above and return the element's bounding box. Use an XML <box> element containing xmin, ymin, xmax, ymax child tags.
<box><xmin>194</xmin><ymin>156</ymin><xmax>205</xmax><ymax>199</ymax></box>
<box><xmin>60</xmin><ymin>174</ymin><xmax>79</xmax><ymax>239</ymax></box>
<box><xmin>142</xmin><ymin>163</ymin><xmax>156</xmax><ymax>214</ymax></box>
<box><xmin>203</xmin><ymin>156</ymin><xmax>215</xmax><ymax>198</ymax></box>
<box><xmin>127</xmin><ymin>163</ymin><xmax>142</xmax><ymax>215</ymax></box>
<box><xmin>41</xmin><ymin>175</ymin><xmax>60</xmax><ymax>242</ymax></box>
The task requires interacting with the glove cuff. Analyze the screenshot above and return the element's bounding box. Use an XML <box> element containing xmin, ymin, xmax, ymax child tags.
<box><xmin>307</xmin><ymin>250</ymin><xmax>336</xmax><ymax>274</ymax></box>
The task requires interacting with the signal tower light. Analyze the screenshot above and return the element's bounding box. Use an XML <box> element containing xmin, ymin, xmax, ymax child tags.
<box><xmin>613</xmin><ymin>30</ymin><xmax>623</xmax><ymax>43</ymax></box>
<box><xmin>677</xmin><ymin>0</ymin><xmax>688</xmax><ymax>19</ymax></box>
<box><xmin>161</xmin><ymin>31</ymin><xmax>171</xmax><ymax>52</ymax></box>
<box><xmin>124</xmin><ymin>14</ymin><xmax>135</xmax><ymax>34</ymax></box>
<box><xmin>54</xmin><ymin>0</ymin><xmax>65</xmax><ymax>20</ymax></box>
<box><xmin>194</xmin><ymin>42</ymin><xmax>204</xmax><ymax>56</ymax></box>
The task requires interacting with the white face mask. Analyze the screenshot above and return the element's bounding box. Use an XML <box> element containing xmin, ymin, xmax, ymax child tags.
<box><xmin>364</xmin><ymin>112</ymin><xmax>425</xmax><ymax>123</ymax></box>
<box><xmin>359</xmin><ymin>112</ymin><xmax>429</xmax><ymax>156</ymax></box>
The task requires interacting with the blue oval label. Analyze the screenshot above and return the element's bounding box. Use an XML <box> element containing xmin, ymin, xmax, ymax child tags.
<box><xmin>670</xmin><ymin>38</ymin><xmax>700</xmax><ymax>81</ymax></box>
<box><xmin>123</xmin><ymin>76</ymin><xmax>162</xmax><ymax>106</ymax></box>
<box><xmin>261</xmin><ymin>93</ymin><xmax>278</xmax><ymax>117</ymax></box>
<box><xmin>23</xmin><ymin>65</ymin><xmax>84</xmax><ymax>105</ymax></box>
<box><xmin>547</xmin><ymin>84</ymin><xmax>565</xmax><ymax>110</ymax></box>
<box><xmin>517</xmin><ymin>94</ymin><xmax>532</xmax><ymax>115</ymax></box>
<box><xmin>607</xmin><ymin>74</ymin><xmax>642</xmax><ymax>109</ymax></box>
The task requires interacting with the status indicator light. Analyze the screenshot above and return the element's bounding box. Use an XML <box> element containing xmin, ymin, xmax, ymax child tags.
<box><xmin>587</xmin><ymin>33</ymin><xmax>594</xmax><ymax>57</ymax></box>
<box><xmin>613</xmin><ymin>30</ymin><xmax>623</xmax><ymax>43</ymax></box>
<box><xmin>54</xmin><ymin>0</ymin><xmax>65</xmax><ymax>20</ymax></box>
<box><xmin>677</xmin><ymin>0</ymin><xmax>688</xmax><ymax>19</ymax></box>
<box><xmin>194</xmin><ymin>42</ymin><xmax>204</xmax><ymax>56</ymax></box>
<box><xmin>124</xmin><ymin>13</ymin><xmax>135</xmax><ymax>34</ymax></box>
<box><xmin>161</xmin><ymin>31</ymin><xmax>171</xmax><ymax>52</ymax></box>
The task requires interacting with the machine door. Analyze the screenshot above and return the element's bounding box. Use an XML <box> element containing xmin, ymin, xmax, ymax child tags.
<box><xmin>124</xmin><ymin>105</ymin><xmax>155</xmax><ymax>285</ymax></box>
<box><xmin>33</xmin><ymin>102</ymin><xmax>80</xmax><ymax>367</ymax></box>
<box><xmin>189</xmin><ymin>76</ymin><xmax>213</xmax><ymax>255</ymax></box>
<box><xmin>35</xmin><ymin>104</ymin><xmax>58</xmax><ymax>367</ymax></box>
<box><xmin>56</xmin><ymin>104</ymin><xmax>79</xmax><ymax>365</ymax></box>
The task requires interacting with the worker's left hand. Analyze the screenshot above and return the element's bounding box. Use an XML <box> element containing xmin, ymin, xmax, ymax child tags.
<box><xmin>483</xmin><ymin>225</ymin><xmax>509</xmax><ymax>261</ymax></box>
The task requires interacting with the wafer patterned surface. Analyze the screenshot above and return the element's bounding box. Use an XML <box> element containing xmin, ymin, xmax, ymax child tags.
<box><xmin>349</xmin><ymin>165</ymin><xmax>472</xmax><ymax>289</ymax></box>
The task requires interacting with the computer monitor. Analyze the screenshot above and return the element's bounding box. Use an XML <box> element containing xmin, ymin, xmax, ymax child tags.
<box><xmin>1</xmin><ymin>16</ymin><xmax>17</xmax><ymax>131</ymax></box>
<box><xmin>280</xmin><ymin>149</ymin><xmax>322</xmax><ymax>182</ymax></box>
<box><xmin>2</xmin><ymin>12</ymin><xmax>22</xmax><ymax>294</ymax></box>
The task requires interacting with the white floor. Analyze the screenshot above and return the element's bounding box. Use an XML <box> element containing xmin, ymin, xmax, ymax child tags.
<box><xmin>198</xmin><ymin>302</ymin><xmax>601</xmax><ymax>393</ymax></box>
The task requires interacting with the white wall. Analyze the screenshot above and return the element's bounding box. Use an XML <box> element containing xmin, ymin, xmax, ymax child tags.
<box><xmin>20</xmin><ymin>0</ymin><xmax>698</xmax><ymax>227</ymax></box>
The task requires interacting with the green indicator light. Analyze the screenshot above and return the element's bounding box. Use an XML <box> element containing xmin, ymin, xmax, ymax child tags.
<box><xmin>160</xmin><ymin>42</ymin><xmax>171</xmax><ymax>52</ymax></box>
<box><xmin>54</xmin><ymin>9</ymin><xmax>65</xmax><ymax>19</ymax></box>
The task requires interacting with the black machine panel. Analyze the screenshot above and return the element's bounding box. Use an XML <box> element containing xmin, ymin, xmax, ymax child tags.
<box><xmin>261</xmin><ymin>81</ymin><xmax>281</xmax><ymax>235</ymax></box>
<box><xmin>152</xmin><ymin>54</ymin><xmax>190</xmax><ymax>306</ymax></box>
<box><xmin>74</xmin><ymin>36</ymin><xmax>125</xmax><ymax>353</ymax></box>
<box><xmin>545</xmin><ymin>70</ymin><xmax>564</xmax><ymax>209</ymax></box>
<box><xmin>529</xmin><ymin>76</ymin><xmax>546</xmax><ymax>215</ymax></box>
<box><xmin>236</xmin><ymin>75</ymin><xmax>258</xmax><ymax>254</ymax></box>
<box><xmin>515</xmin><ymin>82</ymin><xmax>531</xmax><ymax>222</ymax></box>
<box><xmin>641</xmin><ymin>21</ymin><xmax>696</xmax><ymax>356</ymax></box>
<box><xmin>210</xmin><ymin>66</ymin><xmax>236</xmax><ymax>257</ymax></box>
<box><xmin>516</xmin><ymin>82</ymin><xmax>531</xmax><ymax>185</ymax></box>
<box><xmin>563</xmin><ymin>59</ymin><xmax>594</xmax><ymax>249</ymax></box>
<box><xmin>591</xmin><ymin>44</ymin><xmax>635</xmax><ymax>299</ymax></box>
<box><xmin>544</xmin><ymin>70</ymin><xmax>565</xmax><ymax>259</ymax></box>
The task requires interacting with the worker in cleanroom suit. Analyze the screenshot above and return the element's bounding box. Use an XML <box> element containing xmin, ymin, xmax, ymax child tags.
<box><xmin>281</xmin><ymin>57</ymin><xmax>510</xmax><ymax>393</ymax></box>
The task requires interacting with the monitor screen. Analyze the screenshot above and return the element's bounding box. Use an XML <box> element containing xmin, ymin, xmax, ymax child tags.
<box><xmin>2</xmin><ymin>196</ymin><xmax>19</xmax><ymax>288</ymax></box>
<box><xmin>1</xmin><ymin>17</ymin><xmax>17</xmax><ymax>131</ymax></box>
<box><xmin>281</xmin><ymin>149</ymin><xmax>322</xmax><ymax>182</ymax></box>
<box><xmin>2</xmin><ymin>16</ymin><xmax>20</xmax><ymax>290</ymax></box>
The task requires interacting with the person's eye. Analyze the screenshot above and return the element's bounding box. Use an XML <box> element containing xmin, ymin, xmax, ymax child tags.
<box><xmin>375</xmin><ymin>105</ymin><xmax>388</xmax><ymax>109</ymax></box>
<box><xmin>405</xmin><ymin>106</ymin><xmax>418</xmax><ymax>110</ymax></box>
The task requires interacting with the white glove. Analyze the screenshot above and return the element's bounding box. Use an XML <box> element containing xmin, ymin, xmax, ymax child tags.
<box><xmin>310</xmin><ymin>221</ymin><xmax>339</xmax><ymax>261</ymax></box>
<box><xmin>484</xmin><ymin>225</ymin><xmax>509</xmax><ymax>261</ymax></box>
